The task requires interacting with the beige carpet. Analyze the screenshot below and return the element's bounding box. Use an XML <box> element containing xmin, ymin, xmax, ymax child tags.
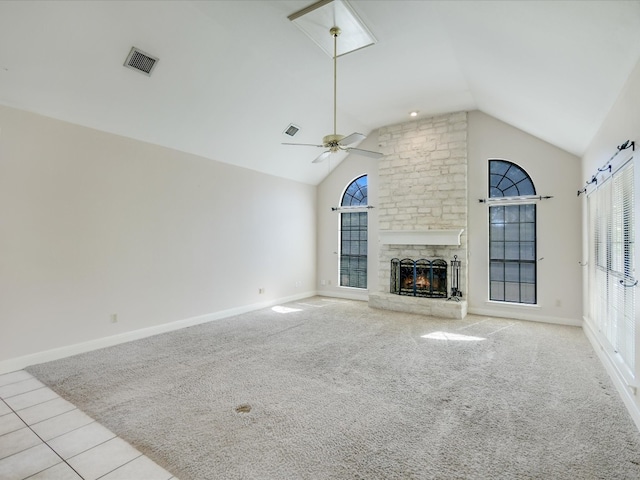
<box><xmin>27</xmin><ymin>297</ymin><xmax>640</xmax><ymax>479</ymax></box>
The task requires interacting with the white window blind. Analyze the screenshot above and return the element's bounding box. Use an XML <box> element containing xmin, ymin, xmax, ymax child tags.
<box><xmin>588</xmin><ymin>159</ymin><xmax>636</xmax><ymax>374</ymax></box>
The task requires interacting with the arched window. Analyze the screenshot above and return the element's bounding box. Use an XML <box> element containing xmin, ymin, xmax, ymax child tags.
<box><xmin>488</xmin><ymin>160</ymin><xmax>536</xmax><ymax>304</ymax></box>
<box><xmin>342</xmin><ymin>175</ymin><xmax>368</xmax><ymax>206</ymax></box>
<box><xmin>340</xmin><ymin>175</ymin><xmax>368</xmax><ymax>289</ymax></box>
<box><xmin>489</xmin><ymin>160</ymin><xmax>536</xmax><ymax>198</ymax></box>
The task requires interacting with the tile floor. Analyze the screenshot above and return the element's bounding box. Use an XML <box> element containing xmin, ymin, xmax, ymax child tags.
<box><xmin>0</xmin><ymin>370</ymin><xmax>177</xmax><ymax>480</ymax></box>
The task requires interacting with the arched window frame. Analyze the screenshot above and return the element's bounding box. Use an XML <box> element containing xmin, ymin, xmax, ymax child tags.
<box><xmin>489</xmin><ymin>159</ymin><xmax>536</xmax><ymax>198</ymax></box>
<box><xmin>488</xmin><ymin>159</ymin><xmax>537</xmax><ymax>304</ymax></box>
<box><xmin>341</xmin><ymin>174</ymin><xmax>368</xmax><ymax>207</ymax></box>
<box><xmin>339</xmin><ymin>174</ymin><xmax>368</xmax><ymax>289</ymax></box>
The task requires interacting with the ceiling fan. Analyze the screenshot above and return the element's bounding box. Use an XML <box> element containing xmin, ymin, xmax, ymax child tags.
<box><xmin>283</xmin><ymin>26</ymin><xmax>383</xmax><ymax>163</ymax></box>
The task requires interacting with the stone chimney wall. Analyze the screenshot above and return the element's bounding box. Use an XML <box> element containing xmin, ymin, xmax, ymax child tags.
<box><xmin>369</xmin><ymin>111</ymin><xmax>468</xmax><ymax>318</ymax></box>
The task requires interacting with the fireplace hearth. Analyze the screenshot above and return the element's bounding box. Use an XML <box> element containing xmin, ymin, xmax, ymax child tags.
<box><xmin>390</xmin><ymin>258</ymin><xmax>447</xmax><ymax>298</ymax></box>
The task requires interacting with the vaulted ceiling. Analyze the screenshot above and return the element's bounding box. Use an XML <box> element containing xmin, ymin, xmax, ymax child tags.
<box><xmin>1</xmin><ymin>1</ymin><xmax>639</xmax><ymax>185</ymax></box>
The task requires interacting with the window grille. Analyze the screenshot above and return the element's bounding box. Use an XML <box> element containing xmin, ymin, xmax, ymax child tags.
<box><xmin>490</xmin><ymin>160</ymin><xmax>536</xmax><ymax>197</ymax></box>
<box><xmin>340</xmin><ymin>175</ymin><xmax>368</xmax><ymax>289</ymax></box>
<box><xmin>488</xmin><ymin>160</ymin><xmax>537</xmax><ymax>304</ymax></box>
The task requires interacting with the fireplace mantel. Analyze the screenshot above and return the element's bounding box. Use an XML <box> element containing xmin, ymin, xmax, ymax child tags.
<box><xmin>379</xmin><ymin>229</ymin><xmax>464</xmax><ymax>246</ymax></box>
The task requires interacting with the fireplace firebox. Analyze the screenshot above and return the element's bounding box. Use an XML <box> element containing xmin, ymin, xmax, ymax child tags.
<box><xmin>390</xmin><ymin>258</ymin><xmax>448</xmax><ymax>298</ymax></box>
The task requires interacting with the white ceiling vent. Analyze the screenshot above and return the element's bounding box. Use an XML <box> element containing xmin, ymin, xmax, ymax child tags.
<box><xmin>123</xmin><ymin>47</ymin><xmax>158</xmax><ymax>76</ymax></box>
<box><xmin>284</xmin><ymin>124</ymin><xmax>300</xmax><ymax>137</ymax></box>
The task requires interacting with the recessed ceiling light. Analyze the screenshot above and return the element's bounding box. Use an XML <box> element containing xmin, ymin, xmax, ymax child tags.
<box><xmin>410</xmin><ymin>111</ymin><xmax>419</xmax><ymax>117</ymax></box>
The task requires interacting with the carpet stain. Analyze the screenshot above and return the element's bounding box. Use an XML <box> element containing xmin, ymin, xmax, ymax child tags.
<box><xmin>235</xmin><ymin>404</ymin><xmax>252</xmax><ymax>414</ymax></box>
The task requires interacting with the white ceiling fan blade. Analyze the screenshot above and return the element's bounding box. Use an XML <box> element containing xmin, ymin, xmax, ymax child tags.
<box><xmin>346</xmin><ymin>147</ymin><xmax>384</xmax><ymax>159</ymax></box>
<box><xmin>312</xmin><ymin>151</ymin><xmax>332</xmax><ymax>163</ymax></box>
<box><xmin>282</xmin><ymin>142</ymin><xmax>325</xmax><ymax>147</ymax></box>
<box><xmin>340</xmin><ymin>132</ymin><xmax>366</xmax><ymax>146</ymax></box>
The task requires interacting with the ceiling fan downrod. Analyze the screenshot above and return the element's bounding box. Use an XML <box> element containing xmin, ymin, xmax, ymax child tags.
<box><xmin>331</xmin><ymin>26</ymin><xmax>340</xmax><ymax>139</ymax></box>
<box><xmin>322</xmin><ymin>27</ymin><xmax>343</xmax><ymax>152</ymax></box>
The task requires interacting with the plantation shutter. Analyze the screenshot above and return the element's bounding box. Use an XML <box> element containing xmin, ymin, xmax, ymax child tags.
<box><xmin>588</xmin><ymin>160</ymin><xmax>635</xmax><ymax>373</ymax></box>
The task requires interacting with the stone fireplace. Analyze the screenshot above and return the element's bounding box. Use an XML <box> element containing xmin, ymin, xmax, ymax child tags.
<box><xmin>368</xmin><ymin>112</ymin><xmax>468</xmax><ymax>319</ymax></box>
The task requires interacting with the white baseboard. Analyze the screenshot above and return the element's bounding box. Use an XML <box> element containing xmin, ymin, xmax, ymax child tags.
<box><xmin>467</xmin><ymin>306</ymin><xmax>581</xmax><ymax>327</ymax></box>
<box><xmin>317</xmin><ymin>289</ymin><xmax>369</xmax><ymax>301</ymax></box>
<box><xmin>0</xmin><ymin>291</ymin><xmax>317</xmax><ymax>375</ymax></box>
<box><xmin>582</xmin><ymin>317</ymin><xmax>640</xmax><ymax>432</ymax></box>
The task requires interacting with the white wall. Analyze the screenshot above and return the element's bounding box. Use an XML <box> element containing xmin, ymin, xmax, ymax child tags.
<box><xmin>580</xmin><ymin>57</ymin><xmax>640</xmax><ymax>428</ymax></box>
<box><xmin>316</xmin><ymin>134</ymin><xmax>380</xmax><ymax>300</ymax></box>
<box><xmin>467</xmin><ymin>111</ymin><xmax>582</xmax><ymax>325</ymax></box>
<box><xmin>0</xmin><ymin>105</ymin><xmax>317</xmax><ymax>371</ymax></box>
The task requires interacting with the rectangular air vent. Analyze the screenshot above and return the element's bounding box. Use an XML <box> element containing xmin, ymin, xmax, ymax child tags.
<box><xmin>124</xmin><ymin>47</ymin><xmax>158</xmax><ymax>76</ymax></box>
<box><xmin>284</xmin><ymin>124</ymin><xmax>300</xmax><ymax>137</ymax></box>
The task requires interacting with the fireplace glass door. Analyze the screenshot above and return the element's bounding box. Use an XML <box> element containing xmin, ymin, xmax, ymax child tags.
<box><xmin>391</xmin><ymin>258</ymin><xmax>447</xmax><ymax>298</ymax></box>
